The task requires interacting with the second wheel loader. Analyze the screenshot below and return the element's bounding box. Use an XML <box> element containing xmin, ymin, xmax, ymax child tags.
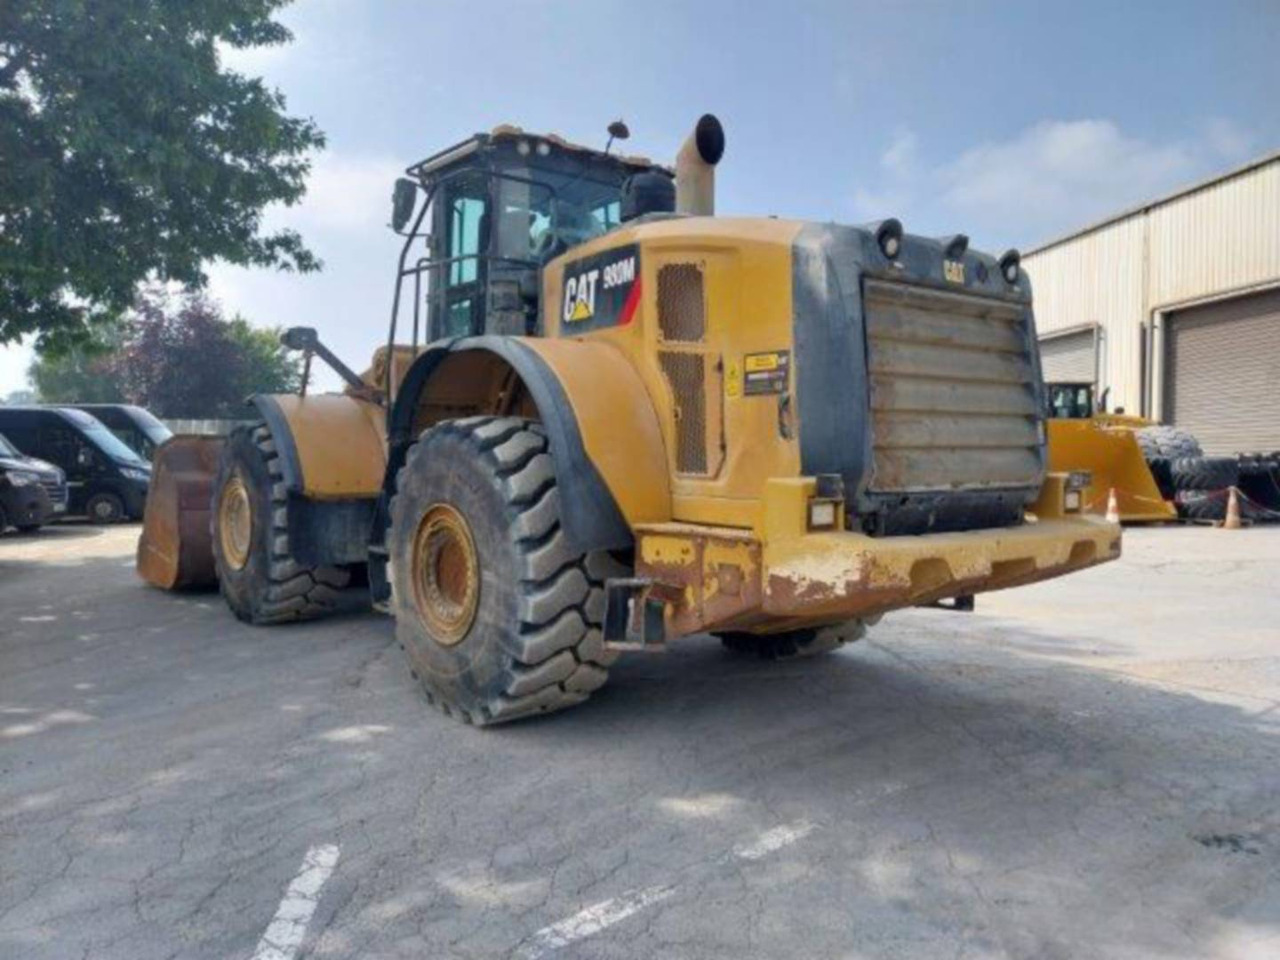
<box><xmin>139</xmin><ymin>114</ymin><xmax>1121</xmax><ymax>724</ymax></box>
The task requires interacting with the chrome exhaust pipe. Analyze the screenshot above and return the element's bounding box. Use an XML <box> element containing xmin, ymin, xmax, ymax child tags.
<box><xmin>675</xmin><ymin>114</ymin><xmax>725</xmax><ymax>216</ymax></box>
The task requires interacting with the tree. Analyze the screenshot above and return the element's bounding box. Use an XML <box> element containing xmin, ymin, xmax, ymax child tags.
<box><xmin>0</xmin><ymin>1</ymin><xmax>324</xmax><ymax>352</ymax></box>
<box><xmin>109</xmin><ymin>290</ymin><xmax>301</xmax><ymax>418</ymax></box>
<box><xmin>27</xmin><ymin>326</ymin><xmax>128</xmax><ymax>403</ymax></box>
<box><xmin>2</xmin><ymin>388</ymin><xmax>37</xmax><ymax>405</ymax></box>
<box><xmin>26</xmin><ymin>289</ymin><xmax>302</xmax><ymax>417</ymax></box>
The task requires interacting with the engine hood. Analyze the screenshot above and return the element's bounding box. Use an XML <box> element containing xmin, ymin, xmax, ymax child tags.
<box><xmin>0</xmin><ymin>455</ymin><xmax>61</xmax><ymax>478</ymax></box>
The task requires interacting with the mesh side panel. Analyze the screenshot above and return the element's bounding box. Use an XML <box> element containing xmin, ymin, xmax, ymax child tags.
<box><xmin>659</xmin><ymin>351</ymin><xmax>707</xmax><ymax>474</ymax></box>
<box><xmin>657</xmin><ymin>264</ymin><xmax>706</xmax><ymax>342</ymax></box>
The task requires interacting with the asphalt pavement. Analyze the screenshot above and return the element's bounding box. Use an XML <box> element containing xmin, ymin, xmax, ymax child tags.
<box><xmin>2</xmin><ymin>523</ymin><xmax>1278</xmax><ymax>959</ymax></box>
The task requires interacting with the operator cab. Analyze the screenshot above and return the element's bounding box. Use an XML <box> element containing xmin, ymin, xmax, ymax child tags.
<box><xmin>390</xmin><ymin>124</ymin><xmax>673</xmax><ymax>345</ymax></box>
<box><xmin>1045</xmin><ymin>382</ymin><xmax>1097</xmax><ymax>420</ymax></box>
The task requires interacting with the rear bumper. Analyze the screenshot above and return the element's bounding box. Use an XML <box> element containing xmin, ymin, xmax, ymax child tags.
<box><xmin>636</xmin><ymin>503</ymin><xmax>1120</xmax><ymax>639</ymax></box>
<box><xmin>758</xmin><ymin>515</ymin><xmax>1119</xmax><ymax>623</ymax></box>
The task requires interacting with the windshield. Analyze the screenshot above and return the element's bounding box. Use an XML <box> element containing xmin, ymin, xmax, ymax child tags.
<box><xmin>59</xmin><ymin>409</ymin><xmax>148</xmax><ymax>465</ymax></box>
<box><xmin>0</xmin><ymin>432</ymin><xmax>20</xmax><ymax>458</ymax></box>
<box><xmin>1047</xmin><ymin>384</ymin><xmax>1094</xmax><ymax>419</ymax></box>
<box><xmin>127</xmin><ymin>407</ymin><xmax>173</xmax><ymax>445</ymax></box>
<box><xmin>494</xmin><ymin>169</ymin><xmax>625</xmax><ymax>264</ymax></box>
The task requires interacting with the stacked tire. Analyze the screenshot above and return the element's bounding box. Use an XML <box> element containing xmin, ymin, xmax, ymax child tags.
<box><xmin>1169</xmin><ymin>456</ymin><xmax>1240</xmax><ymax>522</ymax></box>
<box><xmin>1133</xmin><ymin>424</ymin><xmax>1245</xmax><ymax>522</ymax></box>
<box><xmin>1237</xmin><ymin>452</ymin><xmax>1280</xmax><ymax>520</ymax></box>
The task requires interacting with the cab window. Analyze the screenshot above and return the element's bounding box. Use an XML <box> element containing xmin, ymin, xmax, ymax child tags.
<box><xmin>447</xmin><ymin>195</ymin><xmax>485</xmax><ymax>287</ymax></box>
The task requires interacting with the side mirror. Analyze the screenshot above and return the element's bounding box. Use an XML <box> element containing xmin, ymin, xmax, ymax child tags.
<box><xmin>76</xmin><ymin>447</ymin><xmax>92</xmax><ymax>467</ymax></box>
<box><xmin>391</xmin><ymin>178</ymin><xmax>419</xmax><ymax>233</ymax></box>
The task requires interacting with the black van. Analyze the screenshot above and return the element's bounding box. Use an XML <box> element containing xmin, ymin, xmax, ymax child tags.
<box><xmin>0</xmin><ymin>408</ymin><xmax>152</xmax><ymax>522</ymax></box>
<box><xmin>67</xmin><ymin>404</ymin><xmax>174</xmax><ymax>462</ymax></box>
<box><xmin>0</xmin><ymin>431</ymin><xmax>67</xmax><ymax>532</ymax></box>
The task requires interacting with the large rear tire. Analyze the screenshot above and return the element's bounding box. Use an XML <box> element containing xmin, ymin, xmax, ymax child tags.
<box><xmin>211</xmin><ymin>422</ymin><xmax>351</xmax><ymax>624</ymax></box>
<box><xmin>388</xmin><ymin>417</ymin><xmax>623</xmax><ymax>725</ymax></box>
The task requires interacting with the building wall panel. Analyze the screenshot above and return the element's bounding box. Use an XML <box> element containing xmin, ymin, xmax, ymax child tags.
<box><xmin>1024</xmin><ymin>156</ymin><xmax>1280</xmax><ymax>417</ymax></box>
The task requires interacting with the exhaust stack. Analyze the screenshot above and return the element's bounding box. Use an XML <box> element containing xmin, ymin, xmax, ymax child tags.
<box><xmin>675</xmin><ymin>114</ymin><xmax>725</xmax><ymax>216</ymax></box>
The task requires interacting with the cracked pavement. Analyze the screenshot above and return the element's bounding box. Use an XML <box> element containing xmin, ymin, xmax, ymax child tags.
<box><xmin>2</xmin><ymin>524</ymin><xmax>1278</xmax><ymax>959</ymax></box>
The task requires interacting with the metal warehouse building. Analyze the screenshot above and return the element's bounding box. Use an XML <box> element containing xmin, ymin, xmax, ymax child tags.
<box><xmin>1024</xmin><ymin>151</ymin><xmax>1280</xmax><ymax>454</ymax></box>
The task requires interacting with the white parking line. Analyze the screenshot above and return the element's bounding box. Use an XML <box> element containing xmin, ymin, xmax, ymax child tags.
<box><xmin>516</xmin><ymin>884</ymin><xmax>676</xmax><ymax>959</ymax></box>
<box><xmin>251</xmin><ymin>844</ymin><xmax>340</xmax><ymax>960</ymax></box>
<box><xmin>733</xmin><ymin>820</ymin><xmax>816</xmax><ymax>861</ymax></box>
<box><xmin>517</xmin><ymin>819</ymin><xmax>818</xmax><ymax>957</ymax></box>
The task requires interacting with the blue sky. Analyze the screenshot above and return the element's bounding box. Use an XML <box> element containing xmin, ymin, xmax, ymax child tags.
<box><xmin>3</xmin><ymin>0</ymin><xmax>1278</xmax><ymax>394</ymax></box>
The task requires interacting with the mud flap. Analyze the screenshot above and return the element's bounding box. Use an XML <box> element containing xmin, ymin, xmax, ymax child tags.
<box><xmin>136</xmin><ymin>436</ymin><xmax>225</xmax><ymax>590</ymax></box>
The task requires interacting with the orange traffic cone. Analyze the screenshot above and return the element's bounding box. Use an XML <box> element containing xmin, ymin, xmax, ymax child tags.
<box><xmin>1223</xmin><ymin>486</ymin><xmax>1242</xmax><ymax>530</ymax></box>
<box><xmin>1105</xmin><ymin>487</ymin><xmax>1120</xmax><ymax>524</ymax></box>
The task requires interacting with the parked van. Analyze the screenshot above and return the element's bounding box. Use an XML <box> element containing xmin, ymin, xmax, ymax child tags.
<box><xmin>0</xmin><ymin>408</ymin><xmax>151</xmax><ymax>522</ymax></box>
<box><xmin>0</xmin><ymin>431</ymin><xmax>67</xmax><ymax>532</ymax></box>
<box><xmin>67</xmin><ymin>404</ymin><xmax>173</xmax><ymax>462</ymax></box>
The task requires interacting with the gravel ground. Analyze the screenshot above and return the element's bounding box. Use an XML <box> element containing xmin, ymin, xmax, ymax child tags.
<box><xmin>1</xmin><ymin>523</ymin><xmax>1278</xmax><ymax>960</ymax></box>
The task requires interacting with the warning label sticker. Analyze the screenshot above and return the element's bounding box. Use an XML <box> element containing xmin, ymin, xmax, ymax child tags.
<box><xmin>742</xmin><ymin>351</ymin><xmax>790</xmax><ymax>395</ymax></box>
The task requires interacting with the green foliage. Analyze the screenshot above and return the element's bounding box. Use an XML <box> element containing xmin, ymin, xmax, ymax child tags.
<box><xmin>2</xmin><ymin>388</ymin><xmax>37</xmax><ymax>405</ymax></box>
<box><xmin>27</xmin><ymin>288</ymin><xmax>303</xmax><ymax>417</ymax></box>
<box><xmin>28</xmin><ymin>343</ymin><xmax>127</xmax><ymax>404</ymax></box>
<box><xmin>27</xmin><ymin>320</ymin><xmax>127</xmax><ymax>402</ymax></box>
<box><xmin>0</xmin><ymin>0</ymin><xmax>324</xmax><ymax>352</ymax></box>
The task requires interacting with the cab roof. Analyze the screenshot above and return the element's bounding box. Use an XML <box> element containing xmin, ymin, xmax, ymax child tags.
<box><xmin>408</xmin><ymin>124</ymin><xmax>670</xmax><ymax>181</ymax></box>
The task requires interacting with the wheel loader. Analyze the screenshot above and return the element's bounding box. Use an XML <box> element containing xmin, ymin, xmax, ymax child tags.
<box><xmin>138</xmin><ymin>114</ymin><xmax>1121</xmax><ymax>724</ymax></box>
<box><xmin>1043</xmin><ymin>380</ymin><xmax>1247</xmax><ymax>522</ymax></box>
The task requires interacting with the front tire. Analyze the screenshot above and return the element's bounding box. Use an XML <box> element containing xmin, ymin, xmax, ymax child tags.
<box><xmin>211</xmin><ymin>422</ymin><xmax>351</xmax><ymax>624</ymax></box>
<box><xmin>86</xmin><ymin>492</ymin><xmax>125</xmax><ymax>524</ymax></box>
<box><xmin>389</xmin><ymin>417</ymin><xmax>623</xmax><ymax>725</ymax></box>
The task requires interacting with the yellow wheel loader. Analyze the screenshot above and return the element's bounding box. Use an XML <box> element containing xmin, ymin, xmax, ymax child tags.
<box><xmin>139</xmin><ymin>114</ymin><xmax>1120</xmax><ymax>724</ymax></box>
<box><xmin>1042</xmin><ymin>381</ymin><xmax>1216</xmax><ymax>522</ymax></box>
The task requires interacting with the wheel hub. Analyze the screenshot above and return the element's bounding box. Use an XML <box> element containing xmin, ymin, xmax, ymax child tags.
<box><xmin>412</xmin><ymin>503</ymin><xmax>480</xmax><ymax>646</ymax></box>
<box><xmin>218</xmin><ymin>474</ymin><xmax>253</xmax><ymax>571</ymax></box>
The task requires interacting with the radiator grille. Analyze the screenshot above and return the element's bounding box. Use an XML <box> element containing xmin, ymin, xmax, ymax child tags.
<box><xmin>657</xmin><ymin>264</ymin><xmax>705</xmax><ymax>342</ymax></box>
<box><xmin>658</xmin><ymin>350</ymin><xmax>707</xmax><ymax>474</ymax></box>
<box><xmin>40</xmin><ymin>477</ymin><xmax>67</xmax><ymax>506</ymax></box>
<box><xmin>863</xmin><ymin>279</ymin><xmax>1042</xmax><ymax>492</ymax></box>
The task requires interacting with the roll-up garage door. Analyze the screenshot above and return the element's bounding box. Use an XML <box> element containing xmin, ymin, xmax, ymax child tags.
<box><xmin>1038</xmin><ymin>328</ymin><xmax>1097</xmax><ymax>383</ymax></box>
<box><xmin>1166</xmin><ymin>287</ymin><xmax>1280</xmax><ymax>455</ymax></box>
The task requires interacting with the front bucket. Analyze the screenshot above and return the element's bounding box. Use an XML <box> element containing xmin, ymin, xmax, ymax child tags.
<box><xmin>1046</xmin><ymin>420</ymin><xmax>1177</xmax><ymax>523</ymax></box>
<box><xmin>136</xmin><ymin>436</ymin><xmax>225</xmax><ymax>590</ymax></box>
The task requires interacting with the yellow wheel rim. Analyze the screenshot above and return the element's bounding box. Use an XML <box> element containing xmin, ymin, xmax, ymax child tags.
<box><xmin>218</xmin><ymin>474</ymin><xmax>253</xmax><ymax>572</ymax></box>
<box><xmin>412</xmin><ymin>503</ymin><xmax>480</xmax><ymax>646</ymax></box>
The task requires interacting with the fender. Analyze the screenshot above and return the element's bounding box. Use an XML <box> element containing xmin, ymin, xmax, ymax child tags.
<box><xmin>250</xmin><ymin>393</ymin><xmax>385</xmax><ymax>568</ymax></box>
<box><xmin>384</xmin><ymin>336</ymin><xmax>671</xmax><ymax>555</ymax></box>
<box><xmin>251</xmin><ymin>393</ymin><xmax>386</xmax><ymax>499</ymax></box>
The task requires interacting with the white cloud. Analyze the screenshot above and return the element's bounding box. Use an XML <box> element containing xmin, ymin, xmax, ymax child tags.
<box><xmin>206</xmin><ymin>151</ymin><xmax>407</xmax><ymax>394</ymax></box>
<box><xmin>290</xmin><ymin>153</ymin><xmax>405</xmax><ymax>232</ymax></box>
<box><xmin>851</xmin><ymin>117</ymin><xmax>1261</xmax><ymax>249</ymax></box>
<box><xmin>880</xmin><ymin>127</ymin><xmax>919</xmax><ymax>177</ymax></box>
<box><xmin>1201</xmin><ymin>117</ymin><xmax>1255</xmax><ymax>161</ymax></box>
<box><xmin>940</xmin><ymin>119</ymin><xmax>1194</xmax><ymax>238</ymax></box>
